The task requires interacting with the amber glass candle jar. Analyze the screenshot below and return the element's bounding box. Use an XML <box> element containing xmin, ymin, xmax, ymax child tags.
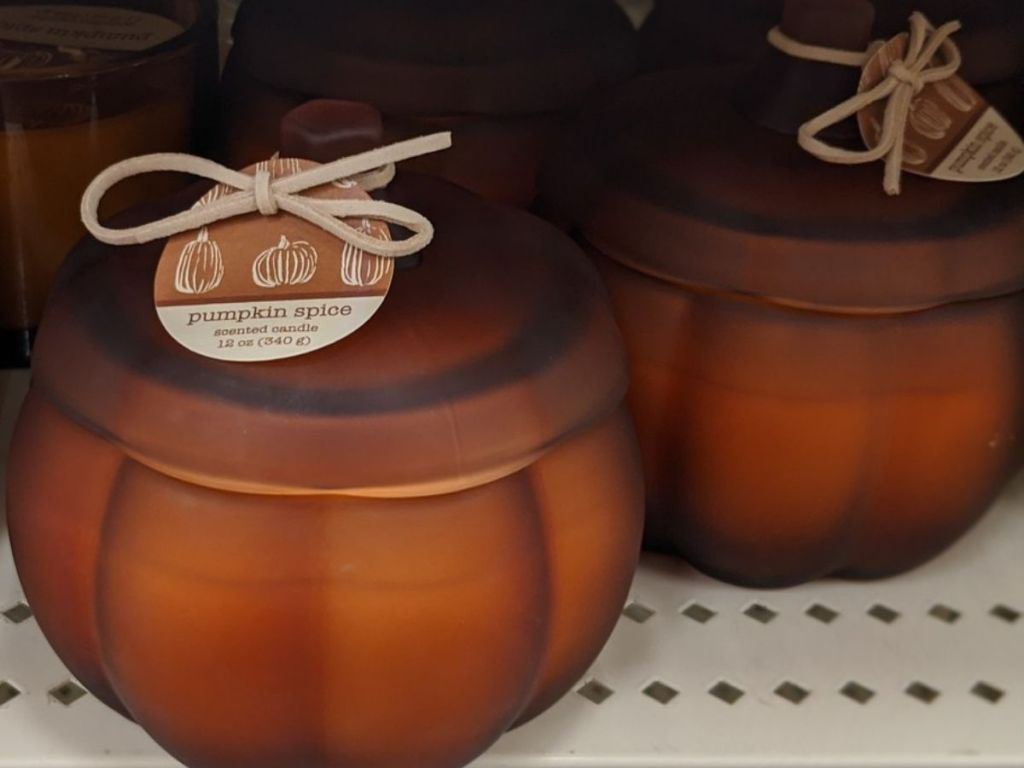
<box><xmin>219</xmin><ymin>0</ymin><xmax>636</xmax><ymax>207</ymax></box>
<box><xmin>542</xmin><ymin>0</ymin><xmax>1024</xmax><ymax>587</ymax></box>
<box><xmin>0</xmin><ymin>0</ymin><xmax>200</xmax><ymax>367</ymax></box>
<box><xmin>7</xmin><ymin>102</ymin><xmax>644</xmax><ymax>768</ymax></box>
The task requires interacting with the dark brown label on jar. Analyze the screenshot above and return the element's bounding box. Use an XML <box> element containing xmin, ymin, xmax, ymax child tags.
<box><xmin>154</xmin><ymin>158</ymin><xmax>394</xmax><ymax>363</ymax></box>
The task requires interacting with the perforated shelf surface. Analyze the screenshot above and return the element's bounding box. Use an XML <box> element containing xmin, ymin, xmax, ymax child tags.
<box><xmin>1</xmin><ymin>369</ymin><xmax>1023</xmax><ymax>768</ymax></box>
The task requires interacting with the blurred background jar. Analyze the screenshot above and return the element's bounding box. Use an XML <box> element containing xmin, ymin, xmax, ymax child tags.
<box><xmin>542</xmin><ymin>0</ymin><xmax>1024</xmax><ymax>587</ymax></box>
<box><xmin>219</xmin><ymin>0</ymin><xmax>636</xmax><ymax>207</ymax></box>
<box><xmin>0</xmin><ymin>0</ymin><xmax>203</xmax><ymax>368</ymax></box>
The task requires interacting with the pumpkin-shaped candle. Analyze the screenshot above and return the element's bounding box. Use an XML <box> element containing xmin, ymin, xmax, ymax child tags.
<box><xmin>542</xmin><ymin>0</ymin><xmax>1024</xmax><ymax>587</ymax></box>
<box><xmin>7</xmin><ymin>101</ymin><xmax>644</xmax><ymax>768</ymax></box>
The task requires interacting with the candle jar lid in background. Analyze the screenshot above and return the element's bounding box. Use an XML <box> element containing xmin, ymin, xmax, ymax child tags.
<box><xmin>0</xmin><ymin>0</ymin><xmax>201</xmax><ymax>368</ymax></box>
<box><xmin>219</xmin><ymin>0</ymin><xmax>636</xmax><ymax>207</ymax></box>
<box><xmin>541</xmin><ymin>0</ymin><xmax>1024</xmax><ymax>587</ymax></box>
<box><xmin>7</xmin><ymin>101</ymin><xmax>644</xmax><ymax>768</ymax></box>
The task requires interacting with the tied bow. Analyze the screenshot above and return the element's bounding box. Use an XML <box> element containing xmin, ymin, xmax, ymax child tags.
<box><xmin>770</xmin><ymin>13</ymin><xmax>962</xmax><ymax>195</ymax></box>
<box><xmin>81</xmin><ymin>132</ymin><xmax>452</xmax><ymax>257</ymax></box>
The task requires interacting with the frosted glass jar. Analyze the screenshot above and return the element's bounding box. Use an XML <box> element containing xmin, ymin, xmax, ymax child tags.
<box><xmin>542</xmin><ymin>0</ymin><xmax>1024</xmax><ymax>587</ymax></box>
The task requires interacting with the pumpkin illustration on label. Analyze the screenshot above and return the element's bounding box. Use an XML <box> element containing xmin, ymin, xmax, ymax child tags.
<box><xmin>909</xmin><ymin>97</ymin><xmax>953</xmax><ymax>140</ymax></box>
<box><xmin>934</xmin><ymin>78</ymin><xmax>978</xmax><ymax>113</ymax></box>
<box><xmin>340</xmin><ymin>219</ymin><xmax>391</xmax><ymax>287</ymax></box>
<box><xmin>340</xmin><ymin>242</ymin><xmax>390</xmax><ymax>287</ymax></box>
<box><xmin>902</xmin><ymin>139</ymin><xmax>929</xmax><ymax>166</ymax></box>
<box><xmin>252</xmin><ymin>235</ymin><xmax>318</xmax><ymax>288</ymax></box>
<box><xmin>173</xmin><ymin>228</ymin><xmax>223</xmax><ymax>295</ymax></box>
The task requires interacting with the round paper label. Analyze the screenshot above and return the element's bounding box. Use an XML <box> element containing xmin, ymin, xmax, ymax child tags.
<box><xmin>154</xmin><ymin>158</ymin><xmax>394</xmax><ymax>363</ymax></box>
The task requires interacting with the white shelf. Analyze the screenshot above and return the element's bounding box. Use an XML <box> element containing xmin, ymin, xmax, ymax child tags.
<box><xmin>1</xmin><ymin>368</ymin><xmax>1023</xmax><ymax>768</ymax></box>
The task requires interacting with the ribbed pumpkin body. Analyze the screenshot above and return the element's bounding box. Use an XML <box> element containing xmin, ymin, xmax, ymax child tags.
<box><xmin>8</xmin><ymin>393</ymin><xmax>640</xmax><ymax>768</ymax></box>
<box><xmin>596</xmin><ymin>252</ymin><xmax>1023</xmax><ymax>585</ymax></box>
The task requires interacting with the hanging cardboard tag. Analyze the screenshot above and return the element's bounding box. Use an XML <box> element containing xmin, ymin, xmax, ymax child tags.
<box><xmin>154</xmin><ymin>158</ymin><xmax>394</xmax><ymax>363</ymax></box>
<box><xmin>857</xmin><ymin>33</ymin><xmax>1024</xmax><ymax>182</ymax></box>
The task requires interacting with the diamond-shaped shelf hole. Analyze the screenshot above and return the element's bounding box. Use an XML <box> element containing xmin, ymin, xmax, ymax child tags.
<box><xmin>1</xmin><ymin>602</ymin><xmax>32</xmax><ymax>624</ymax></box>
<box><xmin>929</xmin><ymin>604</ymin><xmax>961</xmax><ymax>624</ymax></box>
<box><xmin>709</xmin><ymin>680</ymin><xmax>745</xmax><ymax>705</ymax></box>
<box><xmin>991</xmin><ymin>605</ymin><xmax>1020</xmax><ymax>624</ymax></box>
<box><xmin>0</xmin><ymin>681</ymin><xmax>21</xmax><ymax>707</ymax></box>
<box><xmin>806</xmin><ymin>603</ymin><xmax>839</xmax><ymax>624</ymax></box>
<box><xmin>743</xmin><ymin>603</ymin><xmax>778</xmax><ymax>624</ymax></box>
<box><xmin>680</xmin><ymin>602</ymin><xmax>716</xmax><ymax>624</ymax></box>
<box><xmin>775</xmin><ymin>681</ymin><xmax>810</xmax><ymax>704</ymax></box>
<box><xmin>622</xmin><ymin>602</ymin><xmax>655</xmax><ymax>624</ymax></box>
<box><xmin>642</xmin><ymin>680</ymin><xmax>679</xmax><ymax>705</ymax></box>
<box><xmin>577</xmin><ymin>679</ymin><xmax>614</xmax><ymax>705</ymax></box>
<box><xmin>971</xmin><ymin>682</ymin><xmax>1005</xmax><ymax>704</ymax></box>
<box><xmin>49</xmin><ymin>681</ymin><xmax>87</xmax><ymax>707</ymax></box>
<box><xmin>906</xmin><ymin>682</ymin><xmax>940</xmax><ymax>704</ymax></box>
<box><xmin>841</xmin><ymin>681</ymin><xmax>876</xmax><ymax>704</ymax></box>
<box><xmin>868</xmin><ymin>604</ymin><xmax>901</xmax><ymax>624</ymax></box>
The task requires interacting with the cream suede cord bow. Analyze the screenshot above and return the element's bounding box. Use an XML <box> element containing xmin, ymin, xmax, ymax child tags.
<box><xmin>81</xmin><ymin>132</ymin><xmax>452</xmax><ymax>257</ymax></box>
<box><xmin>768</xmin><ymin>13</ymin><xmax>963</xmax><ymax>195</ymax></box>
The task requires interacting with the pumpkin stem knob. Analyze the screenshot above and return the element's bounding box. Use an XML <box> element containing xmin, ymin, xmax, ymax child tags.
<box><xmin>279</xmin><ymin>100</ymin><xmax>385</xmax><ymax>163</ymax></box>
<box><xmin>277</xmin><ymin>235</ymin><xmax>289</xmax><ymax>249</ymax></box>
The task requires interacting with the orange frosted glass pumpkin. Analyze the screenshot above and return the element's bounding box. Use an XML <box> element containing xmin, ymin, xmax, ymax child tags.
<box><xmin>7</xmin><ymin>104</ymin><xmax>644</xmax><ymax>768</ymax></box>
<box><xmin>218</xmin><ymin>0</ymin><xmax>635</xmax><ymax>207</ymax></box>
<box><xmin>541</xmin><ymin>0</ymin><xmax>1024</xmax><ymax>587</ymax></box>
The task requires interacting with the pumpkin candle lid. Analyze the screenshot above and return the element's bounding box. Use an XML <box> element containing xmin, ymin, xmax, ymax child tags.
<box><xmin>31</xmin><ymin>105</ymin><xmax>627</xmax><ymax>496</ymax></box>
<box><xmin>541</xmin><ymin>0</ymin><xmax>1024</xmax><ymax>312</ymax></box>
<box><xmin>225</xmin><ymin>0</ymin><xmax>636</xmax><ymax>117</ymax></box>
